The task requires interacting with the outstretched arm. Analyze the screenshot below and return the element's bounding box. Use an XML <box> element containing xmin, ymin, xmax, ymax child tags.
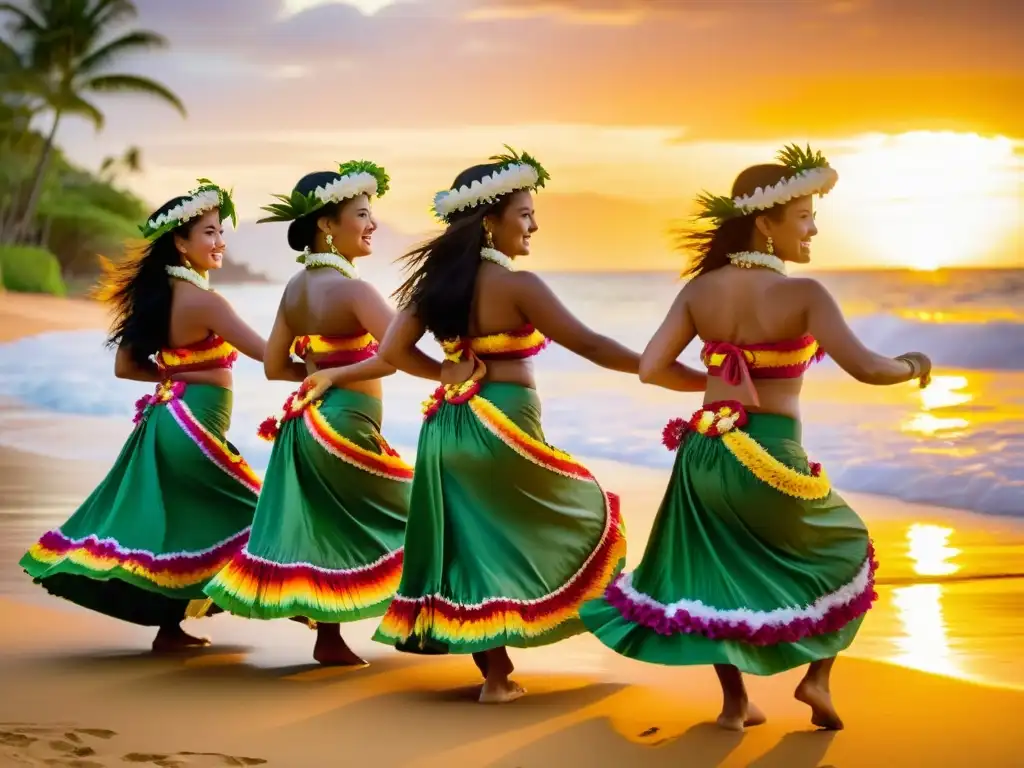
<box><xmin>264</xmin><ymin>298</ymin><xmax>307</xmax><ymax>381</ymax></box>
<box><xmin>800</xmin><ymin>279</ymin><xmax>930</xmax><ymax>385</ymax></box>
<box><xmin>639</xmin><ymin>287</ymin><xmax>707</xmax><ymax>392</ymax></box>
<box><xmin>377</xmin><ymin>308</ymin><xmax>443</xmax><ymax>381</ymax></box>
<box><xmin>513</xmin><ymin>272</ymin><xmax>640</xmax><ymax>374</ymax></box>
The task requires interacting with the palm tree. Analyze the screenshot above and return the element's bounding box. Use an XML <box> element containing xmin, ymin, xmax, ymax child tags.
<box><xmin>0</xmin><ymin>0</ymin><xmax>185</xmax><ymax>241</ymax></box>
<box><xmin>99</xmin><ymin>143</ymin><xmax>141</xmax><ymax>181</ymax></box>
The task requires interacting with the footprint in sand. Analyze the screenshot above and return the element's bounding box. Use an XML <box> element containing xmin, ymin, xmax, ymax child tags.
<box><xmin>0</xmin><ymin>724</ymin><xmax>264</xmax><ymax>767</ymax></box>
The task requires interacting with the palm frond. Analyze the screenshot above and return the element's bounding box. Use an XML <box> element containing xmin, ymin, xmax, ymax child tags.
<box><xmin>0</xmin><ymin>2</ymin><xmax>45</xmax><ymax>35</ymax></box>
<box><xmin>81</xmin><ymin>73</ymin><xmax>185</xmax><ymax>115</ymax></box>
<box><xmin>87</xmin><ymin>0</ymin><xmax>137</xmax><ymax>30</ymax></box>
<box><xmin>77</xmin><ymin>30</ymin><xmax>167</xmax><ymax>73</ymax></box>
<box><xmin>58</xmin><ymin>90</ymin><xmax>104</xmax><ymax>128</ymax></box>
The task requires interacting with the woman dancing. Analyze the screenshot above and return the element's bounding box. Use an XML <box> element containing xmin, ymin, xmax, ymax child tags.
<box><xmin>372</xmin><ymin>148</ymin><xmax>705</xmax><ymax>703</ymax></box>
<box><xmin>20</xmin><ymin>181</ymin><xmax>265</xmax><ymax>652</ymax></box>
<box><xmin>204</xmin><ymin>162</ymin><xmax>436</xmax><ymax>665</ymax></box>
<box><xmin>580</xmin><ymin>145</ymin><xmax>932</xmax><ymax>730</ymax></box>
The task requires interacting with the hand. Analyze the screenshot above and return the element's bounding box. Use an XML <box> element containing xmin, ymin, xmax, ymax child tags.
<box><xmin>300</xmin><ymin>370</ymin><xmax>333</xmax><ymax>402</ymax></box>
<box><xmin>440</xmin><ymin>354</ymin><xmax>487</xmax><ymax>386</ymax></box>
<box><xmin>897</xmin><ymin>352</ymin><xmax>932</xmax><ymax>388</ymax></box>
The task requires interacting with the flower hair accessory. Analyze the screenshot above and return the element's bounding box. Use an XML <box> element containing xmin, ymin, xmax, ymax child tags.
<box><xmin>140</xmin><ymin>179</ymin><xmax>237</xmax><ymax>241</ymax></box>
<box><xmin>694</xmin><ymin>144</ymin><xmax>838</xmax><ymax>227</ymax></box>
<box><xmin>432</xmin><ymin>146</ymin><xmax>550</xmax><ymax>223</ymax></box>
<box><xmin>257</xmin><ymin>160</ymin><xmax>390</xmax><ymax>224</ymax></box>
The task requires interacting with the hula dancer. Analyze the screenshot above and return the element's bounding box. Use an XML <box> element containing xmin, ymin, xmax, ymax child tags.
<box><xmin>580</xmin><ymin>146</ymin><xmax>932</xmax><ymax>730</ymax></box>
<box><xmin>203</xmin><ymin>163</ymin><xmax>439</xmax><ymax>666</ymax></box>
<box><xmin>20</xmin><ymin>181</ymin><xmax>266</xmax><ymax>652</ymax></box>
<box><xmin>372</xmin><ymin>148</ymin><xmax>704</xmax><ymax>703</ymax></box>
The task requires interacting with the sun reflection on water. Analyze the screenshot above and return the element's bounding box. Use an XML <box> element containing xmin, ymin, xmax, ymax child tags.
<box><xmin>891</xmin><ymin>524</ymin><xmax>962</xmax><ymax>677</ymax></box>
<box><xmin>901</xmin><ymin>375</ymin><xmax>973</xmax><ymax>437</ymax></box>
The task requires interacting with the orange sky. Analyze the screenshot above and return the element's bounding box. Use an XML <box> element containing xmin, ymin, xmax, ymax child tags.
<box><xmin>54</xmin><ymin>0</ymin><xmax>1023</xmax><ymax>272</ymax></box>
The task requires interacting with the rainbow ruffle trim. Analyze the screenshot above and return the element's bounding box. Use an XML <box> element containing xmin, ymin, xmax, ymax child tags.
<box><xmin>376</xmin><ymin>492</ymin><xmax>625</xmax><ymax>649</ymax></box>
<box><xmin>23</xmin><ymin>528</ymin><xmax>249</xmax><ymax>594</ymax></box>
<box><xmin>203</xmin><ymin>547</ymin><xmax>403</xmax><ymax>623</ymax></box>
<box><xmin>604</xmin><ymin>543</ymin><xmax>877</xmax><ymax>645</ymax></box>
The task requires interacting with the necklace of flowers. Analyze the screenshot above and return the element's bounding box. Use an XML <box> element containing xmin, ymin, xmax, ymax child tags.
<box><xmin>301</xmin><ymin>249</ymin><xmax>359</xmax><ymax>279</ymax></box>
<box><xmin>165</xmin><ymin>264</ymin><xmax>210</xmax><ymax>290</ymax></box>
<box><xmin>727</xmin><ymin>251</ymin><xmax>787</xmax><ymax>276</ymax></box>
<box><xmin>480</xmin><ymin>247</ymin><xmax>515</xmax><ymax>271</ymax></box>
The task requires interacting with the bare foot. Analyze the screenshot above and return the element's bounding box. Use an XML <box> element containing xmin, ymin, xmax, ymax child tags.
<box><xmin>795</xmin><ymin>679</ymin><xmax>844</xmax><ymax>730</ymax></box>
<box><xmin>478</xmin><ymin>679</ymin><xmax>526</xmax><ymax>704</ymax></box>
<box><xmin>313</xmin><ymin>633</ymin><xmax>367</xmax><ymax>667</ymax></box>
<box><xmin>716</xmin><ymin>700</ymin><xmax>764</xmax><ymax>731</ymax></box>
<box><xmin>152</xmin><ymin>625</ymin><xmax>210</xmax><ymax>653</ymax></box>
<box><xmin>744</xmin><ymin>702</ymin><xmax>767</xmax><ymax>727</ymax></box>
<box><xmin>472</xmin><ymin>652</ymin><xmax>489</xmax><ymax>679</ymax></box>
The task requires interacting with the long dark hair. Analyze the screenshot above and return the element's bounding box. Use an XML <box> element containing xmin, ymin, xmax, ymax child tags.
<box><xmin>285</xmin><ymin>171</ymin><xmax>344</xmax><ymax>252</ymax></box>
<box><xmin>678</xmin><ymin>164</ymin><xmax>791</xmax><ymax>278</ymax></box>
<box><xmin>97</xmin><ymin>196</ymin><xmax>205</xmax><ymax>366</ymax></box>
<box><xmin>393</xmin><ymin>163</ymin><xmax>515</xmax><ymax>340</ymax></box>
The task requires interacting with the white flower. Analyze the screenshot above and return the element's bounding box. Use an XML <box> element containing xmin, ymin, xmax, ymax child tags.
<box><xmin>733</xmin><ymin>166</ymin><xmax>838</xmax><ymax>213</ymax></box>
<box><xmin>314</xmin><ymin>172</ymin><xmax>379</xmax><ymax>206</ymax></box>
<box><xmin>147</xmin><ymin>189</ymin><xmax>222</xmax><ymax>231</ymax></box>
<box><xmin>432</xmin><ymin>162</ymin><xmax>541</xmax><ymax>220</ymax></box>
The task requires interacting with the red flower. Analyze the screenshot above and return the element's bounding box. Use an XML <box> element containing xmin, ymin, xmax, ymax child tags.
<box><xmin>662</xmin><ymin>418</ymin><xmax>688</xmax><ymax>451</ymax></box>
<box><xmin>257</xmin><ymin>416</ymin><xmax>280</xmax><ymax>441</ymax></box>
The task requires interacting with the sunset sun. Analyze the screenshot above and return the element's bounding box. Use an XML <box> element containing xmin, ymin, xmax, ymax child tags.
<box><xmin>832</xmin><ymin>132</ymin><xmax>1019</xmax><ymax>271</ymax></box>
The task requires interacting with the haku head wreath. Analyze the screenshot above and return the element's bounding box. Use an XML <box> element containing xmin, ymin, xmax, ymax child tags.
<box><xmin>431</xmin><ymin>146</ymin><xmax>550</xmax><ymax>223</ymax></box>
<box><xmin>140</xmin><ymin>179</ymin><xmax>237</xmax><ymax>240</ymax></box>
<box><xmin>257</xmin><ymin>160</ymin><xmax>390</xmax><ymax>224</ymax></box>
<box><xmin>694</xmin><ymin>144</ymin><xmax>838</xmax><ymax>227</ymax></box>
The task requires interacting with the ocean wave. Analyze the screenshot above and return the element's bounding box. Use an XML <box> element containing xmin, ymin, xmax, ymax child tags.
<box><xmin>1</xmin><ymin>313</ymin><xmax>1023</xmax><ymax>518</ymax></box>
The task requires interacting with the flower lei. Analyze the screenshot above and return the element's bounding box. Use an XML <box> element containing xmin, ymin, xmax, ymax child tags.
<box><xmin>258</xmin><ymin>160</ymin><xmax>389</xmax><ymax>224</ymax></box>
<box><xmin>165</xmin><ymin>265</ymin><xmax>210</xmax><ymax>290</ymax></box>
<box><xmin>141</xmin><ymin>179</ymin><xmax>237</xmax><ymax>241</ymax></box>
<box><xmin>727</xmin><ymin>251</ymin><xmax>787</xmax><ymax>275</ymax></box>
<box><xmin>694</xmin><ymin>144</ymin><xmax>838</xmax><ymax>227</ymax></box>
<box><xmin>299</xmin><ymin>250</ymin><xmax>359</xmax><ymax>279</ymax></box>
<box><xmin>432</xmin><ymin>146</ymin><xmax>550</xmax><ymax>223</ymax></box>
<box><xmin>480</xmin><ymin>247</ymin><xmax>514</xmax><ymax>270</ymax></box>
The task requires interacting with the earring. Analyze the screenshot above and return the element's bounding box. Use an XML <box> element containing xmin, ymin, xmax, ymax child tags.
<box><xmin>483</xmin><ymin>227</ymin><xmax>494</xmax><ymax>249</ymax></box>
<box><xmin>766</xmin><ymin>236</ymin><xmax>774</xmax><ymax>255</ymax></box>
<box><xmin>326</xmin><ymin>233</ymin><xmax>339</xmax><ymax>256</ymax></box>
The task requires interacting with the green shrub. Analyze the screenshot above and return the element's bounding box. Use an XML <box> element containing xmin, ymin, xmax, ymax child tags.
<box><xmin>0</xmin><ymin>245</ymin><xmax>67</xmax><ymax>296</ymax></box>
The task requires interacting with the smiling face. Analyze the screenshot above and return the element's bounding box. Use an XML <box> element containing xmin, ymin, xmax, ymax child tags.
<box><xmin>174</xmin><ymin>208</ymin><xmax>225</xmax><ymax>272</ymax></box>
<box><xmin>756</xmin><ymin>196</ymin><xmax>818</xmax><ymax>263</ymax></box>
<box><xmin>484</xmin><ymin>190</ymin><xmax>537</xmax><ymax>258</ymax></box>
<box><xmin>318</xmin><ymin>194</ymin><xmax>376</xmax><ymax>259</ymax></box>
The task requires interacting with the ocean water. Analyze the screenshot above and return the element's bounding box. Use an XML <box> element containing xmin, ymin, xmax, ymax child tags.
<box><xmin>1</xmin><ymin>267</ymin><xmax>1022</xmax><ymax>518</ymax></box>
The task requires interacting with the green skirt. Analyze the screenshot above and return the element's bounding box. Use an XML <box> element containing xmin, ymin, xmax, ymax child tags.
<box><xmin>203</xmin><ymin>388</ymin><xmax>411</xmax><ymax>623</ymax></box>
<box><xmin>580</xmin><ymin>402</ymin><xmax>876</xmax><ymax>676</ymax></box>
<box><xmin>19</xmin><ymin>382</ymin><xmax>259</xmax><ymax>626</ymax></box>
<box><xmin>373</xmin><ymin>381</ymin><xmax>626</xmax><ymax>655</ymax></box>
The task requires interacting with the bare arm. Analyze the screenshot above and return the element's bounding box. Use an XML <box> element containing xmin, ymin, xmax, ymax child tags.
<box><xmin>264</xmin><ymin>298</ymin><xmax>306</xmax><ymax>382</ymax></box>
<box><xmin>113</xmin><ymin>344</ymin><xmax>162</xmax><ymax>382</ymax></box>
<box><xmin>196</xmin><ymin>292</ymin><xmax>266</xmax><ymax>363</ymax></box>
<box><xmin>513</xmin><ymin>272</ymin><xmax>640</xmax><ymax>374</ymax></box>
<box><xmin>377</xmin><ymin>308</ymin><xmax>443</xmax><ymax>381</ymax></box>
<box><xmin>639</xmin><ymin>287</ymin><xmax>708</xmax><ymax>392</ymax></box>
<box><xmin>801</xmin><ymin>279</ymin><xmax>922</xmax><ymax>385</ymax></box>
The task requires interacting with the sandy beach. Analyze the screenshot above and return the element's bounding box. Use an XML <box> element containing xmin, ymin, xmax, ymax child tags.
<box><xmin>1</xmin><ymin>293</ymin><xmax>1023</xmax><ymax>767</ymax></box>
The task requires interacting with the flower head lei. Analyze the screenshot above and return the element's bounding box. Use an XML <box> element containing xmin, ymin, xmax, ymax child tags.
<box><xmin>140</xmin><ymin>179</ymin><xmax>237</xmax><ymax>241</ymax></box>
<box><xmin>257</xmin><ymin>160</ymin><xmax>390</xmax><ymax>226</ymax></box>
<box><xmin>693</xmin><ymin>144</ymin><xmax>838</xmax><ymax>227</ymax></box>
<box><xmin>431</xmin><ymin>146</ymin><xmax>550</xmax><ymax>224</ymax></box>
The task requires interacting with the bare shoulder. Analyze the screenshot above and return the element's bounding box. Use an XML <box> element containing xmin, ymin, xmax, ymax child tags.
<box><xmin>508</xmin><ymin>269</ymin><xmax>547</xmax><ymax>295</ymax></box>
<box><xmin>781</xmin><ymin>276</ymin><xmax>832</xmax><ymax>306</ymax></box>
